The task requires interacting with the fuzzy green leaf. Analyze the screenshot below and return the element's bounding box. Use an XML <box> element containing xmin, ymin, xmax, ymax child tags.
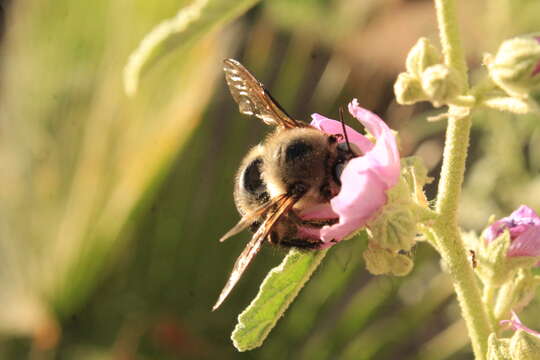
<box><xmin>231</xmin><ymin>248</ymin><xmax>328</xmax><ymax>351</ymax></box>
<box><xmin>124</xmin><ymin>0</ymin><xmax>260</xmax><ymax>95</ymax></box>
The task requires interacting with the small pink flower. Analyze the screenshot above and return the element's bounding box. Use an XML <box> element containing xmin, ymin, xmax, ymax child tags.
<box><xmin>306</xmin><ymin>99</ymin><xmax>400</xmax><ymax>245</ymax></box>
<box><xmin>484</xmin><ymin>205</ymin><xmax>540</xmax><ymax>260</ymax></box>
<box><xmin>501</xmin><ymin>311</ymin><xmax>540</xmax><ymax>338</ymax></box>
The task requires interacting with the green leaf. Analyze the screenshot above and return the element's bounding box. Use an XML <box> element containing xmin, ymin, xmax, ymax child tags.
<box><xmin>124</xmin><ymin>0</ymin><xmax>260</xmax><ymax>95</ymax></box>
<box><xmin>231</xmin><ymin>248</ymin><xmax>328</xmax><ymax>351</ymax></box>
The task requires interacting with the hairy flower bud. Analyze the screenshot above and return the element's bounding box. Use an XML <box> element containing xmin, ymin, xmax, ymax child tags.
<box><xmin>500</xmin><ymin>311</ymin><xmax>540</xmax><ymax>360</ymax></box>
<box><xmin>487</xmin><ymin>333</ymin><xmax>511</xmax><ymax>360</ymax></box>
<box><xmin>367</xmin><ymin>178</ymin><xmax>418</xmax><ymax>252</ymax></box>
<box><xmin>394</xmin><ymin>73</ymin><xmax>428</xmax><ymax>105</ymax></box>
<box><xmin>475</xmin><ymin>206</ymin><xmax>540</xmax><ymax>285</ymax></box>
<box><xmin>509</xmin><ymin>330</ymin><xmax>540</xmax><ymax>359</ymax></box>
<box><xmin>421</xmin><ymin>64</ymin><xmax>463</xmax><ymax>106</ymax></box>
<box><xmin>484</xmin><ymin>205</ymin><xmax>540</xmax><ymax>262</ymax></box>
<box><xmin>493</xmin><ymin>270</ymin><xmax>540</xmax><ymax>321</ymax></box>
<box><xmin>362</xmin><ymin>157</ymin><xmax>431</xmax><ymax>277</ymax></box>
<box><xmin>406</xmin><ymin>37</ymin><xmax>441</xmax><ymax>77</ymax></box>
<box><xmin>363</xmin><ymin>243</ymin><xmax>413</xmax><ymax>276</ymax></box>
<box><xmin>486</xmin><ymin>35</ymin><xmax>540</xmax><ymax>98</ymax></box>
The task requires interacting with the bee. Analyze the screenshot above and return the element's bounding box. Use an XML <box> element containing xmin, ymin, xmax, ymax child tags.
<box><xmin>213</xmin><ymin>59</ymin><xmax>358</xmax><ymax>310</ymax></box>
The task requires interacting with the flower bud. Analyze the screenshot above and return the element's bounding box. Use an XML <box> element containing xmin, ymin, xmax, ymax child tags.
<box><xmin>363</xmin><ymin>243</ymin><xmax>413</xmax><ymax>276</ymax></box>
<box><xmin>367</xmin><ymin>178</ymin><xmax>418</xmax><ymax>252</ymax></box>
<box><xmin>475</xmin><ymin>206</ymin><xmax>540</xmax><ymax>285</ymax></box>
<box><xmin>509</xmin><ymin>330</ymin><xmax>540</xmax><ymax>359</ymax></box>
<box><xmin>493</xmin><ymin>270</ymin><xmax>539</xmax><ymax>321</ymax></box>
<box><xmin>486</xmin><ymin>35</ymin><xmax>540</xmax><ymax>98</ymax></box>
<box><xmin>406</xmin><ymin>37</ymin><xmax>441</xmax><ymax>77</ymax></box>
<box><xmin>367</xmin><ymin>157</ymin><xmax>432</xmax><ymax>253</ymax></box>
<box><xmin>394</xmin><ymin>72</ymin><xmax>428</xmax><ymax>105</ymax></box>
<box><xmin>487</xmin><ymin>333</ymin><xmax>511</xmax><ymax>360</ymax></box>
<box><xmin>477</xmin><ymin>230</ymin><xmax>537</xmax><ymax>286</ymax></box>
<box><xmin>501</xmin><ymin>311</ymin><xmax>540</xmax><ymax>360</ymax></box>
<box><xmin>421</xmin><ymin>64</ymin><xmax>463</xmax><ymax>106</ymax></box>
<box><xmin>484</xmin><ymin>205</ymin><xmax>540</xmax><ymax>264</ymax></box>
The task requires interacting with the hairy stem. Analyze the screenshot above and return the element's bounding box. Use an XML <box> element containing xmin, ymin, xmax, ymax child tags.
<box><xmin>482</xmin><ymin>284</ymin><xmax>497</xmax><ymax>326</ymax></box>
<box><xmin>434</xmin><ymin>0</ymin><xmax>468</xmax><ymax>85</ymax></box>
<box><xmin>432</xmin><ymin>0</ymin><xmax>493</xmax><ymax>359</ymax></box>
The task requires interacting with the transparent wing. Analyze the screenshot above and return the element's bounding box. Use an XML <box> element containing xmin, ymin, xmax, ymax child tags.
<box><xmin>219</xmin><ymin>201</ymin><xmax>275</xmax><ymax>243</ymax></box>
<box><xmin>212</xmin><ymin>194</ymin><xmax>297</xmax><ymax>310</ymax></box>
<box><xmin>223</xmin><ymin>59</ymin><xmax>305</xmax><ymax>129</ymax></box>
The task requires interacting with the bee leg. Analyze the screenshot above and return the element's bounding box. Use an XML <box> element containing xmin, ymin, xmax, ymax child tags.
<box><xmin>287</xmin><ymin>211</ymin><xmax>338</xmax><ymax>228</ymax></box>
<box><xmin>278</xmin><ymin>237</ymin><xmax>324</xmax><ymax>250</ymax></box>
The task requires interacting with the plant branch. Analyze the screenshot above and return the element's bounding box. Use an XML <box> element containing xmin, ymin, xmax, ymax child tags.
<box><xmin>431</xmin><ymin>0</ymin><xmax>493</xmax><ymax>359</ymax></box>
<box><xmin>434</xmin><ymin>0</ymin><xmax>468</xmax><ymax>85</ymax></box>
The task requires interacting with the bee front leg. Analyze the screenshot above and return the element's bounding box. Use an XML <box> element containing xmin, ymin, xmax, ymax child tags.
<box><xmin>287</xmin><ymin>211</ymin><xmax>338</xmax><ymax>228</ymax></box>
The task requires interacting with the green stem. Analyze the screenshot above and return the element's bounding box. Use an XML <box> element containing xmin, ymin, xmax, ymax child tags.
<box><xmin>431</xmin><ymin>0</ymin><xmax>493</xmax><ymax>359</ymax></box>
<box><xmin>493</xmin><ymin>281</ymin><xmax>513</xmax><ymax>323</ymax></box>
<box><xmin>482</xmin><ymin>284</ymin><xmax>497</xmax><ymax>326</ymax></box>
<box><xmin>434</xmin><ymin>0</ymin><xmax>468</xmax><ymax>85</ymax></box>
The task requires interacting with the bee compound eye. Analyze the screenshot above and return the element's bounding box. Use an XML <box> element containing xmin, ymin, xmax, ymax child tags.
<box><xmin>333</xmin><ymin>162</ymin><xmax>345</xmax><ymax>184</ymax></box>
<box><xmin>337</xmin><ymin>142</ymin><xmax>362</xmax><ymax>157</ymax></box>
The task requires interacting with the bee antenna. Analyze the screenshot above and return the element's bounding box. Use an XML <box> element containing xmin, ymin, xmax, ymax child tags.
<box><xmin>339</xmin><ymin>107</ymin><xmax>352</xmax><ymax>153</ymax></box>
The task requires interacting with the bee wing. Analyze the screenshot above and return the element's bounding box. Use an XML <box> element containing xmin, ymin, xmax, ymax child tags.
<box><xmin>212</xmin><ymin>194</ymin><xmax>297</xmax><ymax>311</ymax></box>
<box><xmin>223</xmin><ymin>59</ymin><xmax>305</xmax><ymax>129</ymax></box>
<box><xmin>219</xmin><ymin>202</ymin><xmax>271</xmax><ymax>243</ymax></box>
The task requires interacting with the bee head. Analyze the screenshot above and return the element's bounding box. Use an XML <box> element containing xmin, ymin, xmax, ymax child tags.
<box><xmin>262</xmin><ymin>128</ymin><xmax>341</xmax><ymax>207</ymax></box>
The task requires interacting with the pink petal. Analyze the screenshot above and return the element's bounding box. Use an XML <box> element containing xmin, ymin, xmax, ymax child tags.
<box><xmin>347</xmin><ymin>99</ymin><xmax>400</xmax><ymax>188</ymax></box>
<box><xmin>500</xmin><ymin>311</ymin><xmax>540</xmax><ymax>338</ymax></box>
<box><xmin>320</xmin><ymin>165</ymin><xmax>387</xmax><ymax>241</ymax></box>
<box><xmin>512</xmin><ymin>205</ymin><xmax>540</xmax><ymax>226</ymax></box>
<box><xmin>309</xmin><ymin>99</ymin><xmax>400</xmax><ymax>243</ymax></box>
<box><xmin>507</xmin><ymin>225</ymin><xmax>540</xmax><ymax>258</ymax></box>
<box><xmin>484</xmin><ymin>220</ymin><xmax>506</xmax><ymax>243</ymax></box>
<box><xmin>484</xmin><ymin>205</ymin><xmax>540</xmax><ymax>243</ymax></box>
<box><xmin>310</xmin><ymin>113</ymin><xmax>374</xmax><ymax>154</ymax></box>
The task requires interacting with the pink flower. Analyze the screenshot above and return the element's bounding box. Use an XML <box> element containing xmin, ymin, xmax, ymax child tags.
<box><xmin>484</xmin><ymin>205</ymin><xmax>540</xmax><ymax>260</ymax></box>
<box><xmin>501</xmin><ymin>311</ymin><xmax>540</xmax><ymax>338</ymax></box>
<box><xmin>305</xmin><ymin>99</ymin><xmax>400</xmax><ymax>245</ymax></box>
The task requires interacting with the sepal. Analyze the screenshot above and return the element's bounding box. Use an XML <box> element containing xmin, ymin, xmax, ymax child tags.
<box><xmin>477</xmin><ymin>231</ymin><xmax>538</xmax><ymax>286</ymax></box>
<box><xmin>509</xmin><ymin>329</ymin><xmax>540</xmax><ymax>360</ymax></box>
<box><xmin>367</xmin><ymin>157</ymin><xmax>432</xmax><ymax>252</ymax></box>
<box><xmin>394</xmin><ymin>73</ymin><xmax>428</xmax><ymax>105</ymax></box>
<box><xmin>406</xmin><ymin>37</ymin><xmax>441</xmax><ymax>78</ymax></box>
<box><xmin>363</xmin><ymin>242</ymin><xmax>414</xmax><ymax>276</ymax></box>
<box><xmin>421</xmin><ymin>64</ymin><xmax>464</xmax><ymax>107</ymax></box>
<box><xmin>494</xmin><ymin>270</ymin><xmax>540</xmax><ymax>321</ymax></box>
<box><xmin>487</xmin><ymin>333</ymin><xmax>511</xmax><ymax>360</ymax></box>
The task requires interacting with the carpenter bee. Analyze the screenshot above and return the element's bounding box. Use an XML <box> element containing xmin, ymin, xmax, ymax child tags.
<box><xmin>213</xmin><ymin>59</ymin><xmax>358</xmax><ymax>310</ymax></box>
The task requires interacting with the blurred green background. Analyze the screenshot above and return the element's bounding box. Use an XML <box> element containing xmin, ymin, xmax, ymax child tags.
<box><xmin>1</xmin><ymin>0</ymin><xmax>539</xmax><ymax>359</ymax></box>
